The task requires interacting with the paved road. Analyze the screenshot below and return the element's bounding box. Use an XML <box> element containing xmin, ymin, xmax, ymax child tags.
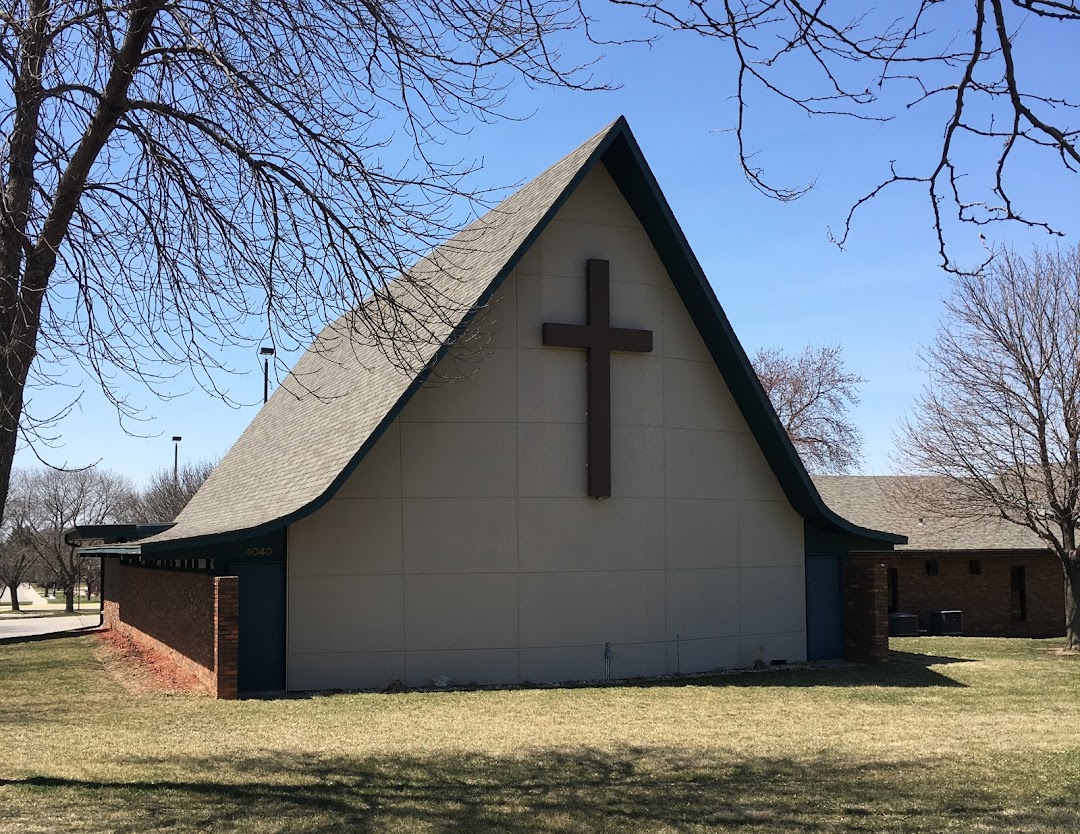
<box><xmin>0</xmin><ymin>614</ymin><xmax>100</xmax><ymax>641</ymax></box>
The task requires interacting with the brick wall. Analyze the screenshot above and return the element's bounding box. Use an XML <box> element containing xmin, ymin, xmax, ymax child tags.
<box><xmin>843</xmin><ymin>557</ymin><xmax>888</xmax><ymax>663</ymax></box>
<box><xmin>885</xmin><ymin>551</ymin><xmax>1063</xmax><ymax>638</ymax></box>
<box><xmin>214</xmin><ymin>577</ymin><xmax>239</xmax><ymax>699</ymax></box>
<box><xmin>102</xmin><ymin>557</ymin><xmax>120</xmax><ymax>624</ymax></box>
<box><xmin>102</xmin><ymin>598</ymin><xmax>120</xmax><ymax>629</ymax></box>
<box><xmin>104</xmin><ymin>563</ymin><xmax>239</xmax><ymax>698</ymax></box>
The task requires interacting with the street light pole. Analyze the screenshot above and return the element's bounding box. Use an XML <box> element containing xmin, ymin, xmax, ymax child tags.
<box><xmin>260</xmin><ymin>346</ymin><xmax>276</xmax><ymax>404</ymax></box>
<box><xmin>172</xmin><ymin>436</ymin><xmax>182</xmax><ymax>483</ymax></box>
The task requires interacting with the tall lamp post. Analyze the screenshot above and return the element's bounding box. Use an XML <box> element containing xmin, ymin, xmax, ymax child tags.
<box><xmin>172</xmin><ymin>436</ymin><xmax>182</xmax><ymax>483</ymax></box>
<box><xmin>260</xmin><ymin>346</ymin><xmax>276</xmax><ymax>404</ymax></box>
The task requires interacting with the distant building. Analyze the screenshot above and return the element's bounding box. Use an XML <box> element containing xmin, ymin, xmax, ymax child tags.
<box><xmin>815</xmin><ymin>476</ymin><xmax>1063</xmax><ymax>638</ymax></box>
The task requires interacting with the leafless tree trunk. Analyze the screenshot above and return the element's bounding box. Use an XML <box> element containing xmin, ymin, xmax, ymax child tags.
<box><xmin>899</xmin><ymin>245</ymin><xmax>1080</xmax><ymax>649</ymax></box>
<box><xmin>754</xmin><ymin>344</ymin><xmax>864</xmax><ymax>474</ymax></box>
<box><xmin>0</xmin><ymin>2</ymin><xmax>603</xmax><ymax>531</ymax></box>
<box><xmin>83</xmin><ymin>560</ymin><xmax>99</xmax><ymax>600</ymax></box>
<box><xmin>1065</xmin><ymin>560</ymin><xmax>1080</xmax><ymax>648</ymax></box>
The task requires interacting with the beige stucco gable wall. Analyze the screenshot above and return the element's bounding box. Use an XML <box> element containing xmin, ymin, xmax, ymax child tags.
<box><xmin>286</xmin><ymin>164</ymin><xmax>805</xmax><ymax>690</ymax></box>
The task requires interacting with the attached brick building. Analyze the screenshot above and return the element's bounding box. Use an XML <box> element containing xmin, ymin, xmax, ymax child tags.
<box><xmin>815</xmin><ymin>476</ymin><xmax>1064</xmax><ymax>638</ymax></box>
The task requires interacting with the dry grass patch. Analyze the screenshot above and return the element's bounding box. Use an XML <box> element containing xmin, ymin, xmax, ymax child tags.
<box><xmin>1</xmin><ymin>635</ymin><xmax>1078</xmax><ymax>832</ymax></box>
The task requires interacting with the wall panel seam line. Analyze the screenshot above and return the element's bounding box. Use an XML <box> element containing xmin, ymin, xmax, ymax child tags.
<box><xmin>398</xmin><ymin>423</ymin><xmax>408</xmax><ymax>684</ymax></box>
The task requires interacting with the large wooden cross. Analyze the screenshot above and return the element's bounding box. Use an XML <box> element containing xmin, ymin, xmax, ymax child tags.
<box><xmin>542</xmin><ymin>259</ymin><xmax>654</xmax><ymax>498</ymax></box>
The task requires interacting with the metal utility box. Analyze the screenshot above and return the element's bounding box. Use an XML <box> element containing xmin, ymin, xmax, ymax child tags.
<box><xmin>888</xmin><ymin>612</ymin><xmax>920</xmax><ymax>637</ymax></box>
<box><xmin>927</xmin><ymin>609</ymin><xmax>963</xmax><ymax>636</ymax></box>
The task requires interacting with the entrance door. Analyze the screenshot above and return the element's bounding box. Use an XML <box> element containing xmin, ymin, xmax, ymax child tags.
<box><xmin>233</xmin><ymin>560</ymin><xmax>286</xmax><ymax>693</ymax></box>
<box><xmin>806</xmin><ymin>554</ymin><xmax>844</xmax><ymax>661</ymax></box>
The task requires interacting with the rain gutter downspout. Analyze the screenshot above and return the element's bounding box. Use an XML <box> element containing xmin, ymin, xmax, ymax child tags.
<box><xmin>97</xmin><ymin>555</ymin><xmax>105</xmax><ymax>628</ymax></box>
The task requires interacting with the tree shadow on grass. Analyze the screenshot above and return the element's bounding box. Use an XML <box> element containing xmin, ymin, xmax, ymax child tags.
<box><xmin>888</xmin><ymin>649</ymin><xmax>976</xmax><ymax>668</ymax></box>
<box><xmin>644</xmin><ymin>660</ymin><xmax>966</xmax><ymax>689</ymax></box>
<box><xmin>2</xmin><ymin>748</ymin><xmax>1074</xmax><ymax>834</ymax></box>
<box><xmin>519</xmin><ymin>656</ymin><xmax>970</xmax><ymax>693</ymax></box>
<box><xmin>277</xmin><ymin>660</ymin><xmax>970</xmax><ymax>702</ymax></box>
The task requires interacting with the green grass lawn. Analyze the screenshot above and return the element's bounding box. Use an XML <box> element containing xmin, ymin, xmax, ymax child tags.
<box><xmin>2</xmin><ymin>635</ymin><xmax>1079</xmax><ymax>833</ymax></box>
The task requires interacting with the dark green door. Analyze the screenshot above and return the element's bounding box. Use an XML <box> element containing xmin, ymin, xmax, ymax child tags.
<box><xmin>806</xmin><ymin>554</ymin><xmax>844</xmax><ymax>661</ymax></box>
<box><xmin>233</xmin><ymin>560</ymin><xmax>286</xmax><ymax>693</ymax></box>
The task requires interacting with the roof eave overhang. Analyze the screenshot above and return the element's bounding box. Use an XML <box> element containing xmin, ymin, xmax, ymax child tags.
<box><xmin>64</xmin><ymin>523</ymin><xmax>175</xmax><ymax>547</ymax></box>
<box><xmin>895</xmin><ymin>546</ymin><xmax>1048</xmax><ymax>555</ymax></box>
<box><xmin>77</xmin><ymin>544</ymin><xmax>143</xmax><ymax>557</ymax></box>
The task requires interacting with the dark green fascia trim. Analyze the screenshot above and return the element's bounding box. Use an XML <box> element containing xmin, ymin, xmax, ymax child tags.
<box><xmin>142</xmin><ymin>116</ymin><xmax>902</xmax><ymax>553</ymax></box>
<box><xmin>140</xmin><ymin>120</ymin><xmax>632</xmax><ymax>554</ymax></box>
<box><xmin>133</xmin><ymin>530</ymin><xmax>284</xmax><ymax>569</ymax></box>
<box><xmin>600</xmin><ymin>129</ymin><xmax>904</xmax><ymax>547</ymax></box>
<box><xmin>64</xmin><ymin>523</ymin><xmax>174</xmax><ymax>546</ymax></box>
<box><xmin>805</xmin><ymin>521</ymin><xmax>900</xmax><ymax>557</ymax></box>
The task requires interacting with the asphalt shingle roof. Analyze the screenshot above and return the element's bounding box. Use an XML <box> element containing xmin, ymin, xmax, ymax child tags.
<box><xmin>143</xmin><ymin>122</ymin><xmax>619</xmax><ymax>547</ymax></box>
<box><xmin>813</xmin><ymin>475</ymin><xmax>1045</xmax><ymax>552</ymax></box>
<box><xmin>139</xmin><ymin>117</ymin><xmax>903</xmax><ymax>551</ymax></box>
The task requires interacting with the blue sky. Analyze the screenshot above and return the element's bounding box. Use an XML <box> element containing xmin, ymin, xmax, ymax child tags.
<box><xmin>15</xmin><ymin>6</ymin><xmax>1078</xmax><ymax>485</ymax></box>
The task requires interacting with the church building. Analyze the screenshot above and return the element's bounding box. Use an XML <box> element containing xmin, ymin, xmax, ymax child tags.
<box><xmin>79</xmin><ymin>118</ymin><xmax>903</xmax><ymax>697</ymax></box>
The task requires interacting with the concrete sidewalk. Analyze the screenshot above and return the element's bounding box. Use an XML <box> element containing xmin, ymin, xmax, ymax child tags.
<box><xmin>0</xmin><ymin>582</ymin><xmax>47</xmax><ymax>606</ymax></box>
<box><xmin>2</xmin><ymin>583</ymin><xmax>101</xmax><ymax>619</ymax></box>
<box><xmin>0</xmin><ymin>604</ymin><xmax>100</xmax><ymax>619</ymax></box>
<box><xmin>0</xmin><ymin>614</ymin><xmax>100</xmax><ymax>641</ymax></box>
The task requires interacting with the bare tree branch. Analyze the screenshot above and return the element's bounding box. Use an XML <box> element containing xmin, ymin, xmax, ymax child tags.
<box><xmin>136</xmin><ymin>458</ymin><xmax>216</xmax><ymax>522</ymax></box>
<box><xmin>753</xmin><ymin>342</ymin><xmax>864</xmax><ymax>474</ymax></box>
<box><xmin>616</xmin><ymin>1</ymin><xmax>1078</xmax><ymax>270</ymax></box>
<box><xmin>0</xmin><ymin>1</ymin><xmax>608</xmax><ymax>528</ymax></box>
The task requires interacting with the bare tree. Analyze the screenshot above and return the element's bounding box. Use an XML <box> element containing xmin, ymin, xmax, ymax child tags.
<box><xmin>15</xmin><ymin>468</ymin><xmax>135</xmax><ymax>612</ymax></box>
<box><xmin>754</xmin><ymin>344</ymin><xmax>864</xmax><ymax>474</ymax></box>
<box><xmin>617</xmin><ymin>1</ymin><xmax>1078</xmax><ymax>268</ymax></box>
<box><xmin>899</xmin><ymin>245</ymin><xmax>1080</xmax><ymax>649</ymax></box>
<box><xmin>137</xmin><ymin>459</ymin><xmax>217</xmax><ymax>522</ymax></box>
<box><xmin>0</xmin><ymin>2</ymin><xmax>604</xmax><ymax>530</ymax></box>
<box><xmin>0</xmin><ymin>527</ymin><xmax>37</xmax><ymax>612</ymax></box>
<box><xmin>0</xmin><ymin>470</ymin><xmax>39</xmax><ymax>610</ymax></box>
<box><xmin>81</xmin><ymin>551</ymin><xmax>100</xmax><ymax>601</ymax></box>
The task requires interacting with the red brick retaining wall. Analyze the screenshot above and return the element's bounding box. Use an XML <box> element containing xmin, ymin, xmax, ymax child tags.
<box><xmin>843</xmin><ymin>558</ymin><xmax>888</xmax><ymax>664</ymax></box>
<box><xmin>105</xmin><ymin>564</ymin><xmax>239</xmax><ymax>698</ymax></box>
<box><xmin>213</xmin><ymin>578</ymin><xmax>239</xmax><ymax>699</ymax></box>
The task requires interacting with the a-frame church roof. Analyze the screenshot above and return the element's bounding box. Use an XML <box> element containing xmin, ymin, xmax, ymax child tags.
<box><xmin>139</xmin><ymin>117</ymin><xmax>903</xmax><ymax>552</ymax></box>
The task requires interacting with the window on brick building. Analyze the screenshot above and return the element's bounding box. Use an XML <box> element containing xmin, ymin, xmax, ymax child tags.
<box><xmin>1011</xmin><ymin>566</ymin><xmax>1027</xmax><ymax>620</ymax></box>
<box><xmin>926</xmin><ymin>560</ymin><xmax>938</xmax><ymax>576</ymax></box>
<box><xmin>888</xmin><ymin>567</ymin><xmax>899</xmax><ymax>614</ymax></box>
<box><xmin>969</xmin><ymin>559</ymin><xmax>981</xmax><ymax>575</ymax></box>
